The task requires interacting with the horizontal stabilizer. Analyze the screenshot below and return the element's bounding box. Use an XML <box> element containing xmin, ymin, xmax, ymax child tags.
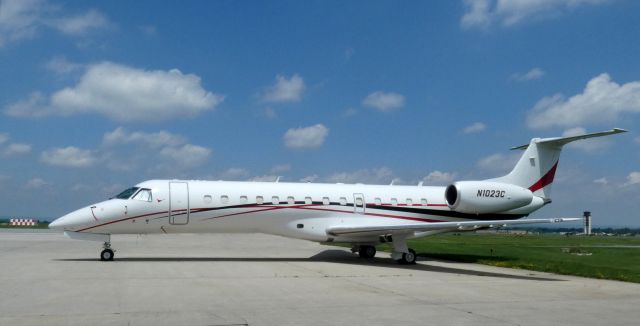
<box><xmin>326</xmin><ymin>218</ymin><xmax>581</xmax><ymax>237</ymax></box>
<box><xmin>511</xmin><ymin>128</ymin><xmax>627</xmax><ymax>150</ymax></box>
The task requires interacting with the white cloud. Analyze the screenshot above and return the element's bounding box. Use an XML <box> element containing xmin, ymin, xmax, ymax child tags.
<box><xmin>3</xmin><ymin>143</ymin><xmax>31</xmax><ymax>156</ymax></box>
<box><xmin>71</xmin><ymin>183</ymin><xmax>91</xmax><ymax>192</ymax></box>
<box><xmin>362</xmin><ymin>91</ymin><xmax>405</xmax><ymax>112</ymax></box>
<box><xmin>461</xmin><ymin>0</ymin><xmax>493</xmax><ymax>29</ymax></box>
<box><xmin>263</xmin><ymin>107</ymin><xmax>277</xmax><ymax>119</ymax></box>
<box><xmin>422</xmin><ymin>171</ymin><xmax>456</xmax><ymax>185</ymax></box>
<box><xmin>326</xmin><ymin>167</ymin><xmax>395</xmax><ymax>184</ymax></box>
<box><xmin>4</xmin><ymin>92</ymin><xmax>47</xmax><ymax>117</ymax></box>
<box><xmin>461</xmin><ymin>0</ymin><xmax>609</xmax><ymax>29</ymax></box>
<box><xmin>593</xmin><ymin>177</ymin><xmax>608</xmax><ymax>185</ymax></box>
<box><xmin>218</xmin><ymin>168</ymin><xmax>250</xmax><ymax>180</ymax></box>
<box><xmin>283</xmin><ymin>124</ymin><xmax>329</xmax><ymax>149</ymax></box>
<box><xmin>300</xmin><ymin>175</ymin><xmax>319</xmax><ymax>183</ymax></box>
<box><xmin>343</xmin><ymin>108</ymin><xmax>358</xmax><ymax>117</ymax></box>
<box><xmin>249</xmin><ymin>175</ymin><xmax>279</xmax><ymax>182</ymax></box>
<box><xmin>527</xmin><ymin>73</ymin><xmax>640</xmax><ymax>129</ymax></box>
<box><xmin>511</xmin><ymin>67</ymin><xmax>545</xmax><ymax>81</ymax></box>
<box><xmin>262</xmin><ymin>74</ymin><xmax>305</xmax><ymax>103</ymax></box>
<box><xmin>0</xmin><ymin>0</ymin><xmax>47</xmax><ymax>46</ymax></box>
<box><xmin>0</xmin><ymin>132</ymin><xmax>32</xmax><ymax>156</ymax></box>
<box><xmin>41</xmin><ymin>146</ymin><xmax>96</xmax><ymax>168</ymax></box>
<box><xmin>624</xmin><ymin>172</ymin><xmax>640</xmax><ymax>186</ymax></box>
<box><xmin>562</xmin><ymin>127</ymin><xmax>610</xmax><ymax>153</ymax></box>
<box><xmin>25</xmin><ymin>177</ymin><xmax>48</xmax><ymax>189</ymax></box>
<box><xmin>100</xmin><ymin>128</ymin><xmax>212</xmax><ymax>172</ymax></box>
<box><xmin>477</xmin><ymin>152</ymin><xmax>520</xmax><ymax>175</ymax></box>
<box><xmin>0</xmin><ymin>0</ymin><xmax>111</xmax><ymax>47</ymax></box>
<box><xmin>5</xmin><ymin>62</ymin><xmax>223</xmax><ymax>122</ymax></box>
<box><xmin>159</xmin><ymin>144</ymin><xmax>211</xmax><ymax>168</ymax></box>
<box><xmin>462</xmin><ymin>122</ymin><xmax>487</xmax><ymax>134</ymax></box>
<box><xmin>50</xmin><ymin>9</ymin><xmax>109</xmax><ymax>35</ymax></box>
<box><xmin>45</xmin><ymin>56</ymin><xmax>83</xmax><ymax>74</ymax></box>
<box><xmin>102</xmin><ymin>127</ymin><xmax>185</xmax><ymax>148</ymax></box>
<box><xmin>270</xmin><ymin>164</ymin><xmax>291</xmax><ymax>174</ymax></box>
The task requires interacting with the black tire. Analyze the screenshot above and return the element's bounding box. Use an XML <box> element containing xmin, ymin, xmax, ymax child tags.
<box><xmin>396</xmin><ymin>248</ymin><xmax>417</xmax><ymax>265</ymax></box>
<box><xmin>100</xmin><ymin>249</ymin><xmax>114</xmax><ymax>261</ymax></box>
<box><xmin>358</xmin><ymin>245</ymin><xmax>376</xmax><ymax>258</ymax></box>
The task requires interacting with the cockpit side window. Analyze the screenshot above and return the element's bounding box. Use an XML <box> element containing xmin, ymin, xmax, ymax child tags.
<box><xmin>115</xmin><ymin>187</ymin><xmax>140</xmax><ymax>199</ymax></box>
<box><xmin>132</xmin><ymin>188</ymin><xmax>153</xmax><ymax>202</ymax></box>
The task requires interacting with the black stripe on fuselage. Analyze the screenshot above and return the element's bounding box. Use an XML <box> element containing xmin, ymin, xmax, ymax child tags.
<box><xmin>186</xmin><ymin>201</ymin><xmax>525</xmax><ymax>221</ymax></box>
<box><xmin>365</xmin><ymin>204</ymin><xmax>526</xmax><ymax>220</ymax></box>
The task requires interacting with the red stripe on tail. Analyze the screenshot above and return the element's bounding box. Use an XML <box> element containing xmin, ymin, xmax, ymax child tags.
<box><xmin>529</xmin><ymin>162</ymin><xmax>558</xmax><ymax>192</ymax></box>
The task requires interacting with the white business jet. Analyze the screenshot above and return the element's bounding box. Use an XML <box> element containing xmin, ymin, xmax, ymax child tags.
<box><xmin>50</xmin><ymin>128</ymin><xmax>626</xmax><ymax>263</ymax></box>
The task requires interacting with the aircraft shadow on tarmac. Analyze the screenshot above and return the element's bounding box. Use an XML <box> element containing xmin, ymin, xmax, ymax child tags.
<box><xmin>55</xmin><ymin>249</ymin><xmax>561</xmax><ymax>281</ymax></box>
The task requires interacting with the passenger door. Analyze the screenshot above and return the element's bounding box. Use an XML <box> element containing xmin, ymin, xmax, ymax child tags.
<box><xmin>169</xmin><ymin>182</ymin><xmax>189</xmax><ymax>225</ymax></box>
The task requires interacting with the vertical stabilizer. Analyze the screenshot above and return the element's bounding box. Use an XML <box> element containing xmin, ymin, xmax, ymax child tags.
<box><xmin>489</xmin><ymin>128</ymin><xmax>626</xmax><ymax>199</ymax></box>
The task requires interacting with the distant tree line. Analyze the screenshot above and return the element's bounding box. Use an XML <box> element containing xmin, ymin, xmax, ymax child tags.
<box><xmin>510</xmin><ymin>227</ymin><xmax>640</xmax><ymax>235</ymax></box>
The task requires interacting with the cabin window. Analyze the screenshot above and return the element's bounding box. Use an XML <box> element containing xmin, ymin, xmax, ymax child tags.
<box><xmin>339</xmin><ymin>197</ymin><xmax>347</xmax><ymax>206</ymax></box>
<box><xmin>256</xmin><ymin>196</ymin><xmax>264</xmax><ymax>204</ymax></box>
<box><xmin>406</xmin><ymin>198</ymin><xmax>413</xmax><ymax>206</ymax></box>
<box><xmin>240</xmin><ymin>195</ymin><xmax>248</xmax><ymax>204</ymax></box>
<box><xmin>322</xmin><ymin>197</ymin><xmax>330</xmax><ymax>205</ymax></box>
<box><xmin>203</xmin><ymin>195</ymin><xmax>212</xmax><ymax>204</ymax></box>
<box><xmin>132</xmin><ymin>188</ymin><xmax>152</xmax><ymax>202</ymax></box>
<box><xmin>287</xmin><ymin>196</ymin><xmax>295</xmax><ymax>205</ymax></box>
<box><xmin>391</xmin><ymin>198</ymin><xmax>398</xmax><ymax>206</ymax></box>
<box><xmin>305</xmin><ymin>196</ymin><xmax>312</xmax><ymax>204</ymax></box>
<box><xmin>374</xmin><ymin>197</ymin><xmax>382</xmax><ymax>205</ymax></box>
<box><xmin>421</xmin><ymin>198</ymin><xmax>428</xmax><ymax>206</ymax></box>
<box><xmin>220</xmin><ymin>195</ymin><xmax>229</xmax><ymax>204</ymax></box>
<box><xmin>272</xmin><ymin>196</ymin><xmax>279</xmax><ymax>205</ymax></box>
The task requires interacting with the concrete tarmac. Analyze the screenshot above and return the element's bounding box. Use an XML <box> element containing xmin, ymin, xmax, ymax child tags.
<box><xmin>1</xmin><ymin>230</ymin><xmax>639</xmax><ymax>326</ymax></box>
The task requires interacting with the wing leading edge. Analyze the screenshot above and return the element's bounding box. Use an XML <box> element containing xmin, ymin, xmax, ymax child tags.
<box><xmin>326</xmin><ymin>218</ymin><xmax>581</xmax><ymax>237</ymax></box>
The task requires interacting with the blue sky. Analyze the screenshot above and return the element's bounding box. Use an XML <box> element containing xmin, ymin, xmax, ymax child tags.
<box><xmin>1</xmin><ymin>0</ymin><xmax>639</xmax><ymax>226</ymax></box>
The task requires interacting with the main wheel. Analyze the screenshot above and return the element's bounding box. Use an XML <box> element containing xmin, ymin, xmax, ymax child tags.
<box><xmin>100</xmin><ymin>249</ymin><xmax>114</xmax><ymax>261</ymax></box>
<box><xmin>396</xmin><ymin>248</ymin><xmax>417</xmax><ymax>265</ymax></box>
<box><xmin>358</xmin><ymin>245</ymin><xmax>376</xmax><ymax>258</ymax></box>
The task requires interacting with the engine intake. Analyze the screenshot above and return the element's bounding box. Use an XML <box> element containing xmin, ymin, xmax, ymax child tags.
<box><xmin>445</xmin><ymin>181</ymin><xmax>533</xmax><ymax>214</ymax></box>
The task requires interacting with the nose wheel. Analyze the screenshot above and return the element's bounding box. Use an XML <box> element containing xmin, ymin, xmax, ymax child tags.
<box><xmin>100</xmin><ymin>241</ymin><xmax>114</xmax><ymax>261</ymax></box>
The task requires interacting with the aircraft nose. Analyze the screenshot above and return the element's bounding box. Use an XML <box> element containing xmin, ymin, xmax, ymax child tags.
<box><xmin>49</xmin><ymin>207</ymin><xmax>93</xmax><ymax>231</ymax></box>
<box><xmin>48</xmin><ymin>218</ymin><xmax>63</xmax><ymax>230</ymax></box>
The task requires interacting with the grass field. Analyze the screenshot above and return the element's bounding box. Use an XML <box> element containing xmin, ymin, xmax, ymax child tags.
<box><xmin>374</xmin><ymin>233</ymin><xmax>640</xmax><ymax>283</ymax></box>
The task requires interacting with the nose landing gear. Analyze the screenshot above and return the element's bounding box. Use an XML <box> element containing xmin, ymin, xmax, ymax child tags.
<box><xmin>100</xmin><ymin>241</ymin><xmax>114</xmax><ymax>261</ymax></box>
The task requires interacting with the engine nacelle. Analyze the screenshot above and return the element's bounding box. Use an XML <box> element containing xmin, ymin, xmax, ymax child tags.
<box><xmin>445</xmin><ymin>181</ymin><xmax>534</xmax><ymax>214</ymax></box>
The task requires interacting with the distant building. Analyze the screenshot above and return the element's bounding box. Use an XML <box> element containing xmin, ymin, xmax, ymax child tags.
<box><xmin>9</xmin><ymin>218</ymin><xmax>37</xmax><ymax>226</ymax></box>
<box><xmin>583</xmin><ymin>211</ymin><xmax>592</xmax><ymax>235</ymax></box>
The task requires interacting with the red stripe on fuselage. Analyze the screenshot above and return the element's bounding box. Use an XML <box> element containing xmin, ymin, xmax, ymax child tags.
<box><xmin>76</xmin><ymin>210</ymin><xmax>168</xmax><ymax>232</ymax></box>
<box><xmin>77</xmin><ymin>204</ymin><xmax>447</xmax><ymax>232</ymax></box>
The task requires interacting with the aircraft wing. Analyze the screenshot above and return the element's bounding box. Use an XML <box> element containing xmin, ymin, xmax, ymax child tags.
<box><xmin>326</xmin><ymin>218</ymin><xmax>581</xmax><ymax>237</ymax></box>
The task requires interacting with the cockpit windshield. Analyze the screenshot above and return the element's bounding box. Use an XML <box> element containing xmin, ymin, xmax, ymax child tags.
<box><xmin>114</xmin><ymin>187</ymin><xmax>139</xmax><ymax>199</ymax></box>
<box><xmin>131</xmin><ymin>188</ymin><xmax>152</xmax><ymax>202</ymax></box>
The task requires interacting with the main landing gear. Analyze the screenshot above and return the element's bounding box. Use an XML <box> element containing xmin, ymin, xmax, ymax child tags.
<box><xmin>352</xmin><ymin>238</ymin><xmax>417</xmax><ymax>264</ymax></box>
<box><xmin>100</xmin><ymin>241</ymin><xmax>114</xmax><ymax>261</ymax></box>
<box><xmin>355</xmin><ymin>245</ymin><xmax>377</xmax><ymax>258</ymax></box>
<box><xmin>390</xmin><ymin>235</ymin><xmax>417</xmax><ymax>265</ymax></box>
